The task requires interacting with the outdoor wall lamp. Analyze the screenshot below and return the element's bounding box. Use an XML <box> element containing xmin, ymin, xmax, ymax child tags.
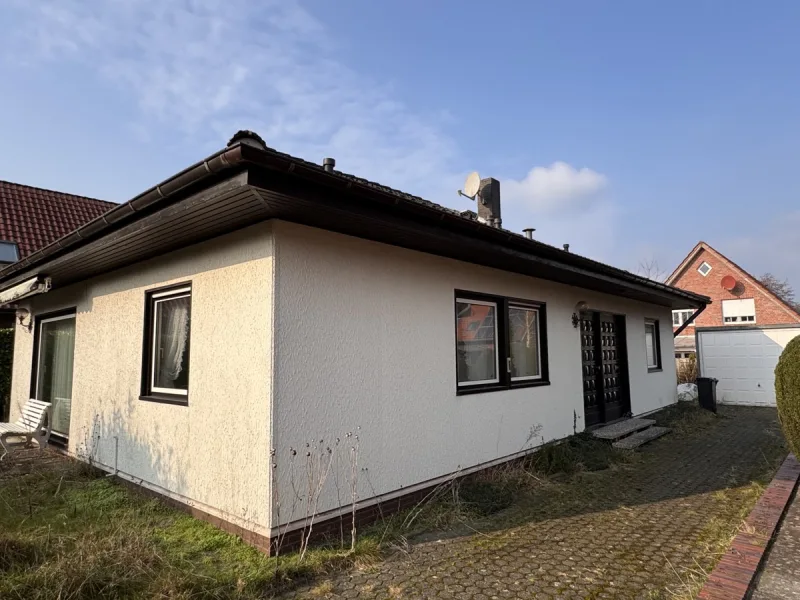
<box><xmin>572</xmin><ymin>301</ymin><xmax>589</xmax><ymax>328</ymax></box>
<box><xmin>15</xmin><ymin>308</ymin><xmax>32</xmax><ymax>333</ymax></box>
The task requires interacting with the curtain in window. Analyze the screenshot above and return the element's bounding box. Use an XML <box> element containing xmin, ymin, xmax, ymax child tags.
<box><xmin>37</xmin><ymin>318</ymin><xmax>76</xmax><ymax>436</ymax></box>
<box><xmin>154</xmin><ymin>296</ymin><xmax>190</xmax><ymax>390</ymax></box>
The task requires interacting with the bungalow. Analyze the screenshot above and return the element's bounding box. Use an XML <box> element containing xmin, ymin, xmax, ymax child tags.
<box><xmin>1</xmin><ymin>131</ymin><xmax>708</xmax><ymax>552</ymax></box>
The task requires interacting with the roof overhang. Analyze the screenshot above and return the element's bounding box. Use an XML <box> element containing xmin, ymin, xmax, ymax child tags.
<box><xmin>0</xmin><ymin>143</ymin><xmax>709</xmax><ymax>310</ymax></box>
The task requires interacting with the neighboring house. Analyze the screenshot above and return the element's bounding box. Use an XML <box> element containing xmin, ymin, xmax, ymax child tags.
<box><xmin>0</xmin><ymin>180</ymin><xmax>114</xmax><ymax>420</ymax></box>
<box><xmin>0</xmin><ymin>180</ymin><xmax>115</xmax><ymax>326</ymax></box>
<box><xmin>666</xmin><ymin>241</ymin><xmax>800</xmax><ymax>356</ymax></box>
<box><xmin>0</xmin><ymin>131</ymin><xmax>707</xmax><ymax>553</ymax></box>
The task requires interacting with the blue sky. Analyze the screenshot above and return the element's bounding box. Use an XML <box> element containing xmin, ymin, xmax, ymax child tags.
<box><xmin>1</xmin><ymin>1</ymin><xmax>799</xmax><ymax>286</ymax></box>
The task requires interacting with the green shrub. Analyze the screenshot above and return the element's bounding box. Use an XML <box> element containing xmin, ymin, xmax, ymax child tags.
<box><xmin>775</xmin><ymin>336</ymin><xmax>800</xmax><ymax>456</ymax></box>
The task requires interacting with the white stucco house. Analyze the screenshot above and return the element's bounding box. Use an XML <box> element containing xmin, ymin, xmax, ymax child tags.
<box><xmin>0</xmin><ymin>131</ymin><xmax>708</xmax><ymax>552</ymax></box>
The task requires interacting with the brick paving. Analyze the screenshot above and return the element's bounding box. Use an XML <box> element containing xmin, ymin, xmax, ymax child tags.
<box><xmin>751</xmin><ymin>458</ymin><xmax>800</xmax><ymax>600</ymax></box>
<box><xmin>283</xmin><ymin>406</ymin><xmax>786</xmax><ymax>600</ymax></box>
<box><xmin>699</xmin><ymin>454</ymin><xmax>800</xmax><ymax>600</ymax></box>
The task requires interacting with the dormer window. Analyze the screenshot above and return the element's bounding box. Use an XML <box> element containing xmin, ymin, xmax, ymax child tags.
<box><xmin>697</xmin><ymin>261</ymin><xmax>712</xmax><ymax>277</ymax></box>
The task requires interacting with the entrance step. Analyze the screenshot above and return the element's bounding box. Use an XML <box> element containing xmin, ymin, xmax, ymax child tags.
<box><xmin>591</xmin><ymin>418</ymin><xmax>656</xmax><ymax>441</ymax></box>
<box><xmin>612</xmin><ymin>426</ymin><xmax>671</xmax><ymax>450</ymax></box>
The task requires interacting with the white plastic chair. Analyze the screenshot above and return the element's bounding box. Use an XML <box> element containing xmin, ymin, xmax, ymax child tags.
<box><xmin>0</xmin><ymin>399</ymin><xmax>52</xmax><ymax>460</ymax></box>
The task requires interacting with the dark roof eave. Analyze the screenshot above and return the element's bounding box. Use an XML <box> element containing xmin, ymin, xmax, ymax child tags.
<box><xmin>237</xmin><ymin>145</ymin><xmax>710</xmax><ymax>308</ymax></box>
<box><xmin>0</xmin><ymin>144</ymin><xmax>247</xmax><ymax>283</ymax></box>
<box><xmin>0</xmin><ymin>141</ymin><xmax>709</xmax><ymax>310</ymax></box>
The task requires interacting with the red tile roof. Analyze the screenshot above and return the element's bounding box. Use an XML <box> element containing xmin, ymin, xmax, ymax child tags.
<box><xmin>0</xmin><ymin>180</ymin><xmax>115</xmax><ymax>259</ymax></box>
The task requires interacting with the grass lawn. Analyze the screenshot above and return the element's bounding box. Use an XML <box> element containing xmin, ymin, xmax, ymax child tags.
<box><xmin>0</xmin><ymin>403</ymin><xmax>788</xmax><ymax>599</ymax></box>
<box><xmin>0</xmin><ymin>460</ymin><xmax>383</xmax><ymax>599</ymax></box>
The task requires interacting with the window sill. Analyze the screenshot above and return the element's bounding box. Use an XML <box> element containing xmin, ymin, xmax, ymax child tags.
<box><xmin>457</xmin><ymin>380</ymin><xmax>551</xmax><ymax>396</ymax></box>
<box><xmin>647</xmin><ymin>367</ymin><xmax>663</xmax><ymax>373</ymax></box>
<box><xmin>139</xmin><ymin>394</ymin><xmax>189</xmax><ymax>406</ymax></box>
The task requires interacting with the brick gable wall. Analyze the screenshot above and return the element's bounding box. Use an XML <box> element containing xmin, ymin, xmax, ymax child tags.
<box><xmin>670</xmin><ymin>248</ymin><xmax>800</xmax><ymax>335</ymax></box>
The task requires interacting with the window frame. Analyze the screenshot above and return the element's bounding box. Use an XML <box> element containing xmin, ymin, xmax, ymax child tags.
<box><xmin>29</xmin><ymin>308</ymin><xmax>77</xmax><ymax>400</ymax></box>
<box><xmin>644</xmin><ymin>319</ymin><xmax>662</xmax><ymax>372</ymax></box>
<box><xmin>28</xmin><ymin>307</ymin><xmax>77</xmax><ymax>445</ymax></box>
<box><xmin>454</xmin><ymin>290</ymin><xmax>549</xmax><ymax>395</ymax></box>
<box><xmin>508</xmin><ymin>304</ymin><xmax>543</xmax><ymax>383</ymax></box>
<box><xmin>697</xmin><ymin>261</ymin><xmax>712</xmax><ymax>277</ymax></box>
<box><xmin>454</xmin><ymin>297</ymin><xmax>500</xmax><ymax>387</ymax></box>
<box><xmin>671</xmin><ymin>309</ymin><xmax>695</xmax><ymax>327</ymax></box>
<box><xmin>140</xmin><ymin>282</ymin><xmax>192</xmax><ymax>405</ymax></box>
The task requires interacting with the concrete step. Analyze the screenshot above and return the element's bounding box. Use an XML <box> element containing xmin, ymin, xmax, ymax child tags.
<box><xmin>591</xmin><ymin>418</ymin><xmax>656</xmax><ymax>441</ymax></box>
<box><xmin>613</xmin><ymin>426</ymin><xmax>671</xmax><ymax>450</ymax></box>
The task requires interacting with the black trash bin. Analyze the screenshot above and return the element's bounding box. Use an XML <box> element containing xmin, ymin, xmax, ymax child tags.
<box><xmin>696</xmin><ymin>377</ymin><xmax>718</xmax><ymax>413</ymax></box>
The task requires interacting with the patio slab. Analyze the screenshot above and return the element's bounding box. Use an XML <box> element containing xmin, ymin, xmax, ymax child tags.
<box><xmin>612</xmin><ymin>425</ymin><xmax>670</xmax><ymax>449</ymax></box>
<box><xmin>591</xmin><ymin>417</ymin><xmax>655</xmax><ymax>440</ymax></box>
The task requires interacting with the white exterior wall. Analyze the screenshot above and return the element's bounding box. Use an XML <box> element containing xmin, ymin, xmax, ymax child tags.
<box><xmin>698</xmin><ymin>326</ymin><xmax>800</xmax><ymax>406</ymax></box>
<box><xmin>9</xmin><ymin>222</ymin><xmax>275</xmax><ymax>534</ymax></box>
<box><xmin>271</xmin><ymin>222</ymin><xmax>677</xmax><ymax>530</ymax></box>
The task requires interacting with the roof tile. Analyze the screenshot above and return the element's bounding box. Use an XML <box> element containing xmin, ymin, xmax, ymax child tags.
<box><xmin>0</xmin><ymin>180</ymin><xmax>115</xmax><ymax>258</ymax></box>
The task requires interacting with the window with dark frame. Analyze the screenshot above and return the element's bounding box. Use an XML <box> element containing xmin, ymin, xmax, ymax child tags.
<box><xmin>141</xmin><ymin>284</ymin><xmax>192</xmax><ymax>403</ymax></box>
<box><xmin>644</xmin><ymin>319</ymin><xmax>662</xmax><ymax>371</ymax></box>
<box><xmin>455</xmin><ymin>291</ymin><xmax>549</xmax><ymax>394</ymax></box>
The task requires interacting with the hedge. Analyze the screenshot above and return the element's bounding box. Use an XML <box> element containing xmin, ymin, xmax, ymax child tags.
<box><xmin>0</xmin><ymin>328</ymin><xmax>12</xmax><ymax>420</ymax></box>
<box><xmin>775</xmin><ymin>336</ymin><xmax>800</xmax><ymax>457</ymax></box>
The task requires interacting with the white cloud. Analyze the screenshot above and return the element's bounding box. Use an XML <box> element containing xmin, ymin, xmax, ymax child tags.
<box><xmin>0</xmin><ymin>0</ymin><xmax>458</xmax><ymax>199</ymax></box>
<box><xmin>503</xmin><ymin>162</ymin><xmax>608</xmax><ymax>214</ymax></box>
<box><xmin>0</xmin><ymin>0</ymin><xmax>620</xmax><ymax>262</ymax></box>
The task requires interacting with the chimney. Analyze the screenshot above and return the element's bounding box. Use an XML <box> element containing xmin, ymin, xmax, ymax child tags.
<box><xmin>563</xmin><ymin>244</ymin><xmax>570</xmax><ymax>252</ymax></box>
<box><xmin>477</xmin><ymin>177</ymin><xmax>501</xmax><ymax>228</ymax></box>
<box><xmin>523</xmin><ymin>228</ymin><xmax>535</xmax><ymax>240</ymax></box>
<box><xmin>323</xmin><ymin>157</ymin><xmax>336</xmax><ymax>173</ymax></box>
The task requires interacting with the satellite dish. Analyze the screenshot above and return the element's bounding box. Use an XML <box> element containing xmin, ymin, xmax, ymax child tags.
<box><xmin>721</xmin><ymin>275</ymin><xmax>737</xmax><ymax>291</ymax></box>
<box><xmin>461</xmin><ymin>171</ymin><xmax>481</xmax><ymax>199</ymax></box>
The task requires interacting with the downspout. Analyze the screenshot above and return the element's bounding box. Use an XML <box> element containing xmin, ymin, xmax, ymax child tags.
<box><xmin>674</xmin><ymin>305</ymin><xmax>707</xmax><ymax>338</ymax></box>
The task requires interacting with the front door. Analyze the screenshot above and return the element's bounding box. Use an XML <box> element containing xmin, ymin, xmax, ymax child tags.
<box><xmin>34</xmin><ymin>313</ymin><xmax>76</xmax><ymax>437</ymax></box>
<box><xmin>580</xmin><ymin>311</ymin><xmax>631</xmax><ymax>427</ymax></box>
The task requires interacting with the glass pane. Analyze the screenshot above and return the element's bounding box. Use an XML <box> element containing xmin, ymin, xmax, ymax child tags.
<box><xmin>672</xmin><ymin>313</ymin><xmax>680</xmax><ymax>326</ymax></box>
<box><xmin>645</xmin><ymin>324</ymin><xmax>655</xmax><ymax>367</ymax></box>
<box><xmin>36</xmin><ymin>317</ymin><xmax>75</xmax><ymax>436</ymax></box>
<box><xmin>456</xmin><ymin>301</ymin><xmax>497</xmax><ymax>384</ymax></box>
<box><xmin>509</xmin><ymin>307</ymin><xmax>540</xmax><ymax>379</ymax></box>
<box><xmin>152</xmin><ymin>295</ymin><xmax>191</xmax><ymax>391</ymax></box>
<box><xmin>0</xmin><ymin>241</ymin><xmax>19</xmax><ymax>263</ymax></box>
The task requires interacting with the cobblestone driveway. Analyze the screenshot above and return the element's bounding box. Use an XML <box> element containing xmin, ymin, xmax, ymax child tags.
<box><xmin>284</xmin><ymin>407</ymin><xmax>785</xmax><ymax>600</ymax></box>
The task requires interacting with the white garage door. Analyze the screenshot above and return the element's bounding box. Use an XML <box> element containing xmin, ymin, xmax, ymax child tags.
<box><xmin>697</xmin><ymin>326</ymin><xmax>800</xmax><ymax>406</ymax></box>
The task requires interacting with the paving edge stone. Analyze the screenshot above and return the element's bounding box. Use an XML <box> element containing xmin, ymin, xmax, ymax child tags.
<box><xmin>697</xmin><ymin>453</ymin><xmax>800</xmax><ymax>600</ymax></box>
